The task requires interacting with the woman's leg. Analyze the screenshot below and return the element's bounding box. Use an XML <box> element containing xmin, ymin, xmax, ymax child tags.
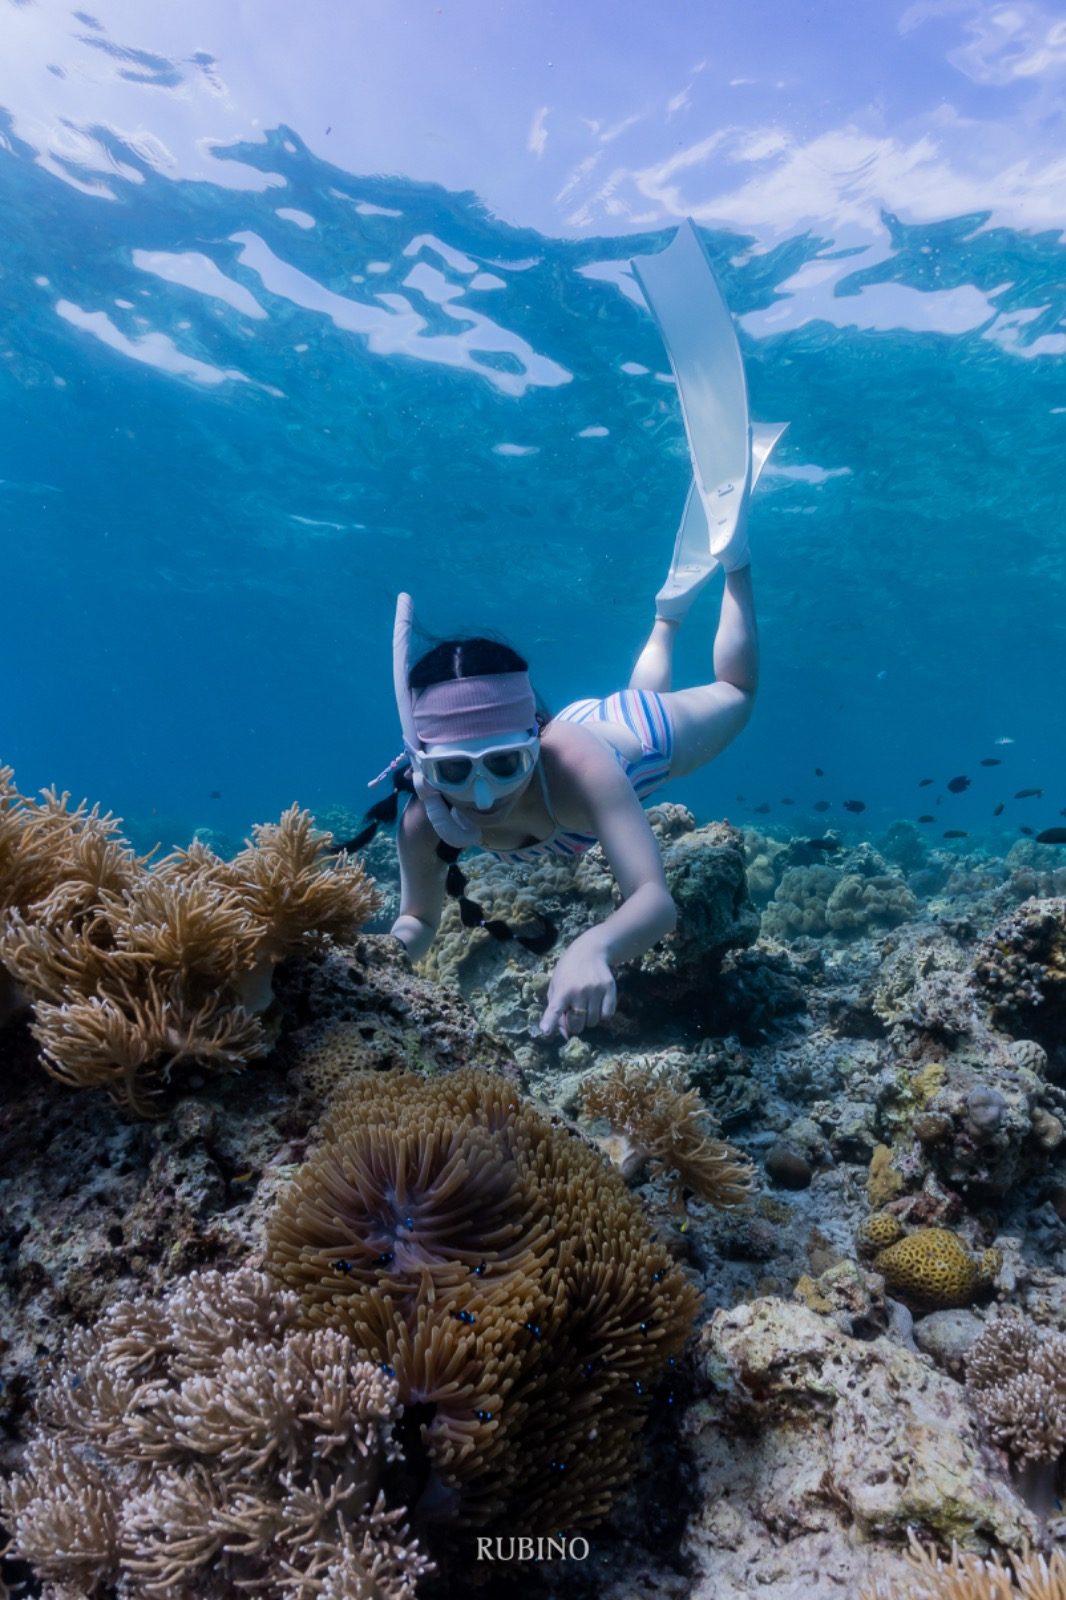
<box><xmin>634</xmin><ymin>566</ymin><xmax>758</xmax><ymax>779</ymax></box>
<box><xmin>629</xmin><ymin>618</ymin><xmax>680</xmax><ymax>692</ymax></box>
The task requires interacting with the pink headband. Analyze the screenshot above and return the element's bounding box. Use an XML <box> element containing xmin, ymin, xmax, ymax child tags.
<box><xmin>412</xmin><ymin>673</ymin><xmax>537</xmax><ymax>745</ymax></box>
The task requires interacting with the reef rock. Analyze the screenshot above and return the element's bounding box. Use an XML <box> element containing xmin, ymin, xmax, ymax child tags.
<box><xmin>974</xmin><ymin>898</ymin><xmax>1066</xmax><ymax>1070</ymax></box>
<box><xmin>421</xmin><ymin>808</ymin><xmax>760</xmax><ymax>1042</ymax></box>
<box><xmin>682</xmin><ymin>1297</ymin><xmax>1035</xmax><ymax>1598</ymax></box>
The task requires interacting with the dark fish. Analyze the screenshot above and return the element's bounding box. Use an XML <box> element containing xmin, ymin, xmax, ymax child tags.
<box><xmin>736</xmin><ymin>794</ymin><xmax>746</xmax><ymax>803</ymax></box>
<box><xmin>843</xmin><ymin>799</ymin><xmax>866</xmax><ymax>813</ymax></box>
<box><xmin>209</xmin><ymin>790</ymin><xmax>222</xmax><ymax>799</ymax></box>
<box><xmin>943</xmin><ymin>830</ymin><xmax>968</xmax><ymax>839</ymax></box>
<box><xmin>918</xmin><ymin>815</ymin><xmax>934</xmax><ymax>823</ymax></box>
<box><xmin>918</xmin><ymin>778</ymin><xmax>934</xmax><ymax>787</ymax></box>
<box><xmin>806</xmin><ymin>838</ymin><xmax>841</xmax><ymax>853</ymax></box>
<box><xmin>946</xmin><ymin>775</ymin><xmax>970</xmax><ymax>793</ymax></box>
<box><xmin>782</xmin><ymin>798</ymin><xmax>795</xmax><ymax>806</ymax></box>
<box><xmin>993</xmin><ymin>803</ymin><xmax>1005</xmax><ymax>817</ymax></box>
<box><xmin>814</xmin><ymin>767</ymin><xmax>825</xmax><ymax>777</ymax></box>
<box><xmin>980</xmin><ymin>758</ymin><xmax>1002</xmax><ymax>767</ymax></box>
<box><xmin>813</xmin><ymin>800</ymin><xmax>831</xmax><ymax>813</ymax></box>
<box><xmin>1019</xmin><ymin>826</ymin><xmax>1035</xmax><ymax>837</ymax></box>
<box><xmin>1036</xmin><ymin>829</ymin><xmax>1066</xmax><ymax>845</ymax></box>
<box><xmin>1015</xmin><ymin>788</ymin><xmax>1043</xmax><ymax>799</ymax></box>
<box><xmin>753</xmin><ymin>803</ymin><xmax>772</xmax><ymax>815</ymax></box>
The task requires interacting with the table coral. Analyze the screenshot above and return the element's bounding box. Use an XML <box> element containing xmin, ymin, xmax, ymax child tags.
<box><xmin>266</xmin><ymin>1067</ymin><xmax>699</xmax><ymax>1535</ymax></box>
<box><xmin>0</xmin><ymin>1268</ymin><xmax>431</xmax><ymax>1598</ymax></box>
<box><xmin>0</xmin><ymin>766</ymin><xmax>379</xmax><ymax>1110</ymax></box>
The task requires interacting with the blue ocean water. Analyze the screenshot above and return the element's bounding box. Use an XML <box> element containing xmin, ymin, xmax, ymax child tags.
<box><xmin>2</xmin><ymin>25</ymin><xmax>1065</xmax><ymax>858</ymax></box>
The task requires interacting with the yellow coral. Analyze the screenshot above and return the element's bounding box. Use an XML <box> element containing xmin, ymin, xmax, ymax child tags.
<box><xmin>867</xmin><ymin>1143</ymin><xmax>904</xmax><ymax>1209</ymax></box>
<box><xmin>857</xmin><ymin>1212</ymin><xmax>906</xmax><ymax>1256</ymax></box>
<box><xmin>873</xmin><ymin>1228</ymin><xmax>999</xmax><ymax>1310</ymax></box>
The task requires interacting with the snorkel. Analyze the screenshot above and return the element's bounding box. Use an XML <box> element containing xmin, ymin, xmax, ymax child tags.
<box><xmin>393</xmin><ymin>592</ymin><xmax>539</xmax><ymax>848</ymax></box>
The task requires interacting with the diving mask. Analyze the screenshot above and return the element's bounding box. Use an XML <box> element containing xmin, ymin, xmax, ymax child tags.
<box><xmin>415</xmin><ymin>733</ymin><xmax>539</xmax><ymax>804</ymax></box>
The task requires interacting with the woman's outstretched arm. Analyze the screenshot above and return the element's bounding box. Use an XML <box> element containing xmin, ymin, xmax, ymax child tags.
<box><xmin>538</xmin><ymin>730</ymin><xmax>677</xmax><ymax>1038</ymax></box>
<box><xmin>391</xmin><ymin>796</ymin><xmax>447</xmax><ymax>960</ymax></box>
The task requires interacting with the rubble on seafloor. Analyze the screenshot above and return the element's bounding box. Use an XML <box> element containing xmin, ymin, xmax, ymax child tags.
<box><xmin>2</xmin><ymin>806</ymin><xmax>1066</xmax><ymax>1598</ymax></box>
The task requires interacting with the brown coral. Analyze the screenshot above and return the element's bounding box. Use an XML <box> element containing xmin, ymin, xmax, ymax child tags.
<box><xmin>861</xmin><ymin>1535</ymin><xmax>1066</xmax><ymax>1599</ymax></box>
<box><xmin>966</xmin><ymin>1311</ymin><xmax>1066</xmax><ymax>1466</ymax></box>
<box><xmin>266</xmin><ymin>1068</ymin><xmax>699</xmax><ymax>1535</ymax></box>
<box><xmin>0</xmin><ymin>769</ymin><xmax>379</xmax><ymax>1109</ymax></box>
<box><xmin>581</xmin><ymin>1058</ymin><xmax>755</xmax><ymax>1211</ymax></box>
<box><xmin>0</xmin><ymin>1269</ymin><xmax>431</xmax><ymax>1599</ymax></box>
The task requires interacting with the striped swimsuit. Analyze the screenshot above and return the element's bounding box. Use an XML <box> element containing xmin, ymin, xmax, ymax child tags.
<box><xmin>482</xmin><ymin>688</ymin><xmax>675</xmax><ymax>865</ymax></box>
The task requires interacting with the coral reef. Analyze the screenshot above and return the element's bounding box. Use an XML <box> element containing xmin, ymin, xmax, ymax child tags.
<box><xmin>0</xmin><ymin>938</ymin><xmax>506</xmax><ymax>1469</ymax></box>
<box><xmin>974</xmin><ymin>899</ymin><xmax>1066</xmax><ymax>1066</ymax></box>
<box><xmin>966</xmin><ymin>1311</ymin><xmax>1066</xmax><ymax>1466</ymax></box>
<box><xmin>580</xmin><ymin>1057</ymin><xmax>755</xmax><ymax>1211</ymax></box>
<box><xmin>0</xmin><ymin>1268</ymin><xmax>431</xmax><ymax>1598</ymax></box>
<box><xmin>265</xmin><ymin>1067</ymin><xmax>699</xmax><ymax>1534</ymax></box>
<box><xmin>0</xmin><ymin>767</ymin><xmax>378</xmax><ymax>1110</ymax></box>
<box><xmin>861</xmin><ymin>1537</ymin><xmax>1066</xmax><ymax>1600</ymax></box>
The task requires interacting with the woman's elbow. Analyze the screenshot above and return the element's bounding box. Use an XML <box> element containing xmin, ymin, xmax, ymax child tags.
<box><xmin>657</xmin><ymin>887</ymin><xmax>679</xmax><ymax>937</ymax></box>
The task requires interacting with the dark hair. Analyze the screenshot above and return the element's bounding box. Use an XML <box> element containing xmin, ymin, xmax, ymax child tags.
<box><xmin>409</xmin><ymin>636</ymin><xmax>529</xmax><ymax>690</ymax></box>
<box><xmin>409</xmin><ymin>636</ymin><xmax>551</xmax><ymax>727</ymax></box>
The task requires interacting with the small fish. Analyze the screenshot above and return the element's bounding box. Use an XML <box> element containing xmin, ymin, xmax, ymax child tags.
<box><xmin>918</xmin><ymin>815</ymin><xmax>934</xmax><ymax>823</ymax></box>
<box><xmin>946</xmin><ymin>775</ymin><xmax>971</xmax><ymax>793</ymax></box>
<box><xmin>995</xmin><ymin>736</ymin><xmax>1014</xmax><ymax>745</ymax></box>
<box><xmin>813</xmin><ymin>800</ymin><xmax>831</xmax><ymax>813</ymax></box>
<box><xmin>1061</xmin><ymin>809</ymin><xmax>1066</xmax><ymax>817</ymax></box>
<box><xmin>1036</xmin><ymin>829</ymin><xmax>1066</xmax><ymax>845</ymax></box>
<box><xmin>943</xmin><ymin>830</ymin><xmax>968</xmax><ymax>839</ymax></box>
<box><xmin>843</xmin><ymin>799</ymin><xmax>866</xmax><ymax>814</ymax></box>
<box><xmin>209</xmin><ymin>790</ymin><xmax>222</xmax><ymax>799</ymax></box>
<box><xmin>993</xmin><ymin>803</ymin><xmax>1005</xmax><ymax>817</ymax></box>
<box><xmin>979</xmin><ymin>758</ymin><xmax>1002</xmax><ymax>767</ymax></box>
<box><xmin>806</xmin><ymin>838</ymin><xmax>841</xmax><ymax>853</ymax></box>
<box><xmin>781</xmin><ymin>798</ymin><xmax>795</xmax><ymax>806</ymax></box>
<box><xmin>1015</xmin><ymin>788</ymin><xmax>1043</xmax><ymax>800</ymax></box>
<box><xmin>753</xmin><ymin>802</ymin><xmax>772</xmax><ymax>815</ymax></box>
<box><xmin>1019</xmin><ymin>826</ymin><xmax>1035</xmax><ymax>836</ymax></box>
<box><xmin>918</xmin><ymin>778</ymin><xmax>934</xmax><ymax>787</ymax></box>
<box><xmin>814</xmin><ymin>768</ymin><xmax>825</xmax><ymax>777</ymax></box>
<box><xmin>736</xmin><ymin>794</ymin><xmax>746</xmax><ymax>803</ymax></box>
<box><xmin>231</xmin><ymin>1171</ymin><xmax>255</xmax><ymax>1184</ymax></box>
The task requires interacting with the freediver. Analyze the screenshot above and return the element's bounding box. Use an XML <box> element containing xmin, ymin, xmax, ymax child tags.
<box><xmin>374</xmin><ymin>221</ymin><xmax>787</xmax><ymax>1039</ymax></box>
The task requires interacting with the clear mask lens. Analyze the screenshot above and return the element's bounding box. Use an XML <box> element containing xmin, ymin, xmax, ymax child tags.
<box><xmin>420</xmin><ymin>739</ymin><xmax>537</xmax><ymax>794</ymax></box>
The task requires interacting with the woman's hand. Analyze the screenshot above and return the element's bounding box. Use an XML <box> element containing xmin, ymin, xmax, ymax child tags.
<box><xmin>539</xmin><ymin>941</ymin><xmax>617</xmax><ymax>1039</ymax></box>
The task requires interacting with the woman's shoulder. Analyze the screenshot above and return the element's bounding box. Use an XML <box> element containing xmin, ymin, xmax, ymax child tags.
<box><xmin>540</xmin><ymin>719</ymin><xmax>632</xmax><ymax>824</ymax></box>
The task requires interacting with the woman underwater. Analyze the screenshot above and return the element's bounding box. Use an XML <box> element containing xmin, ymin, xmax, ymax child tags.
<box><xmin>371</xmin><ymin>222</ymin><xmax>787</xmax><ymax>1040</ymax></box>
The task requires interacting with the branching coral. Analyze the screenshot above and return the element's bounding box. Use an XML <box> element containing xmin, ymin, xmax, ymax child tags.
<box><xmin>580</xmin><ymin>1058</ymin><xmax>755</xmax><ymax>1211</ymax></box>
<box><xmin>861</xmin><ymin>1536</ymin><xmax>1066</xmax><ymax>1599</ymax></box>
<box><xmin>0</xmin><ymin>1269</ymin><xmax>431</xmax><ymax>1599</ymax></box>
<box><xmin>266</xmin><ymin>1068</ymin><xmax>699</xmax><ymax>1535</ymax></box>
<box><xmin>966</xmin><ymin>1312</ymin><xmax>1066</xmax><ymax>1465</ymax></box>
<box><xmin>0</xmin><ymin>767</ymin><xmax>379</xmax><ymax>1109</ymax></box>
